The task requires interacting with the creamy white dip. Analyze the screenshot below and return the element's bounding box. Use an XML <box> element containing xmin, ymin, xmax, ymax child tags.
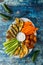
<box><xmin>17</xmin><ymin>32</ymin><xmax>26</xmax><ymax>42</ymax></box>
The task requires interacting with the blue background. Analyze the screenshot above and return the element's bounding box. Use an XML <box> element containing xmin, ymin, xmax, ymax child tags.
<box><xmin>0</xmin><ymin>0</ymin><xmax>43</xmax><ymax>65</ymax></box>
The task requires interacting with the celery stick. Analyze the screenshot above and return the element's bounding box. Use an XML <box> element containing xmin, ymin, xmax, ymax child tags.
<box><xmin>5</xmin><ymin>45</ymin><xmax>18</xmax><ymax>55</ymax></box>
<box><xmin>9</xmin><ymin>45</ymin><xmax>19</xmax><ymax>56</ymax></box>
<box><xmin>5</xmin><ymin>43</ymin><xmax>18</xmax><ymax>53</ymax></box>
<box><xmin>3</xmin><ymin>38</ymin><xmax>17</xmax><ymax>46</ymax></box>
<box><xmin>4</xmin><ymin>40</ymin><xmax>18</xmax><ymax>49</ymax></box>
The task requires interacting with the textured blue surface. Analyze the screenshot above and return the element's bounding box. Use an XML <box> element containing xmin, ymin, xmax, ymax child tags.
<box><xmin>0</xmin><ymin>0</ymin><xmax>43</xmax><ymax>65</ymax></box>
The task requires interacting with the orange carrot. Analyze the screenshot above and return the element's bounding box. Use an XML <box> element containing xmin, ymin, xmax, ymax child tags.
<box><xmin>21</xmin><ymin>22</ymin><xmax>38</xmax><ymax>35</ymax></box>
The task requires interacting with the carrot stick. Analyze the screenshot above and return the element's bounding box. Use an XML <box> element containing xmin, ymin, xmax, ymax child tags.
<box><xmin>21</xmin><ymin>22</ymin><xmax>38</xmax><ymax>35</ymax></box>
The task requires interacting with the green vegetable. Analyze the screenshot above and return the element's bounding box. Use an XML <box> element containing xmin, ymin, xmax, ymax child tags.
<box><xmin>5</xmin><ymin>40</ymin><xmax>18</xmax><ymax>48</ymax></box>
<box><xmin>3</xmin><ymin>38</ymin><xmax>17</xmax><ymax>47</ymax></box>
<box><xmin>32</xmin><ymin>50</ymin><xmax>40</xmax><ymax>62</ymax></box>
<box><xmin>0</xmin><ymin>13</ymin><xmax>12</xmax><ymax>20</ymax></box>
<box><xmin>10</xmin><ymin>45</ymin><xmax>19</xmax><ymax>56</ymax></box>
<box><xmin>5</xmin><ymin>42</ymin><xmax>18</xmax><ymax>53</ymax></box>
<box><xmin>3</xmin><ymin>38</ymin><xmax>19</xmax><ymax>56</ymax></box>
<box><xmin>3</xmin><ymin>4</ymin><xmax>12</xmax><ymax>14</ymax></box>
<box><xmin>3</xmin><ymin>38</ymin><xmax>18</xmax><ymax>50</ymax></box>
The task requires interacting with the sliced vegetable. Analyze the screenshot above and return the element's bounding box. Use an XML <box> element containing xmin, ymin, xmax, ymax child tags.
<box><xmin>4</xmin><ymin>39</ymin><xmax>18</xmax><ymax>49</ymax></box>
<box><xmin>0</xmin><ymin>13</ymin><xmax>12</xmax><ymax>20</ymax></box>
<box><xmin>15</xmin><ymin>18</ymin><xmax>20</xmax><ymax>24</ymax></box>
<box><xmin>19</xmin><ymin>44</ymin><xmax>28</xmax><ymax>58</ymax></box>
<box><xmin>19</xmin><ymin>19</ymin><xmax>24</xmax><ymax>31</ymax></box>
<box><xmin>6</xmin><ymin>24</ymin><xmax>19</xmax><ymax>40</ymax></box>
<box><xmin>15</xmin><ymin>18</ymin><xmax>24</xmax><ymax>31</ymax></box>
<box><xmin>13</xmin><ymin>24</ymin><xmax>19</xmax><ymax>32</ymax></box>
<box><xmin>3</xmin><ymin>38</ymin><xmax>17</xmax><ymax>46</ymax></box>
<box><xmin>32</xmin><ymin>50</ymin><xmax>40</xmax><ymax>62</ymax></box>
<box><xmin>11</xmin><ymin>25</ymin><xmax>17</xmax><ymax>35</ymax></box>
<box><xmin>21</xmin><ymin>22</ymin><xmax>38</xmax><ymax>35</ymax></box>
<box><xmin>9</xmin><ymin>45</ymin><xmax>19</xmax><ymax>56</ymax></box>
<box><xmin>6</xmin><ymin>34</ymin><xmax>13</xmax><ymax>40</ymax></box>
<box><xmin>5</xmin><ymin>42</ymin><xmax>18</xmax><ymax>53</ymax></box>
<box><xmin>3</xmin><ymin>4</ymin><xmax>12</xmax><ymax>14</ymax></box>
<box><xmin>3</xmin><ymin>38</ymin><xmax>20</xmax><ymax>56</ymax></box>
<box><xmin>14</xmin><ymin>47</ymin><xmax>20</xmax><ymax>55</ymax></box>
<box><xmin>19</xmin><ymin>49</ymin><xmax>24</xmax><ymax>58</ymax></box>
<box><xmin>21</xmin><ymin>44</ymin><xmax>28</xmax><ymax>55</ymax></box>
<box><xmin>6</xmin><ymin>29</ymin><xmax>16</xmax><ymax>40</ymax></box>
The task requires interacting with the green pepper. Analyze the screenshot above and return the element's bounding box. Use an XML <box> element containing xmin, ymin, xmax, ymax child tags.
<box><xmin>3</xmin><ymin>4</ymin><xmax>12</xmax><ymax>14</ymax></box>
<box><xmin>0</xmin><ymin>13</ymin><xmax>12</xmax><ymax>20</ymax></box>
<box><xmin>32</xmin><ymin>50</ymin><xmax>40</xmax><ymax>62</ymax></box>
